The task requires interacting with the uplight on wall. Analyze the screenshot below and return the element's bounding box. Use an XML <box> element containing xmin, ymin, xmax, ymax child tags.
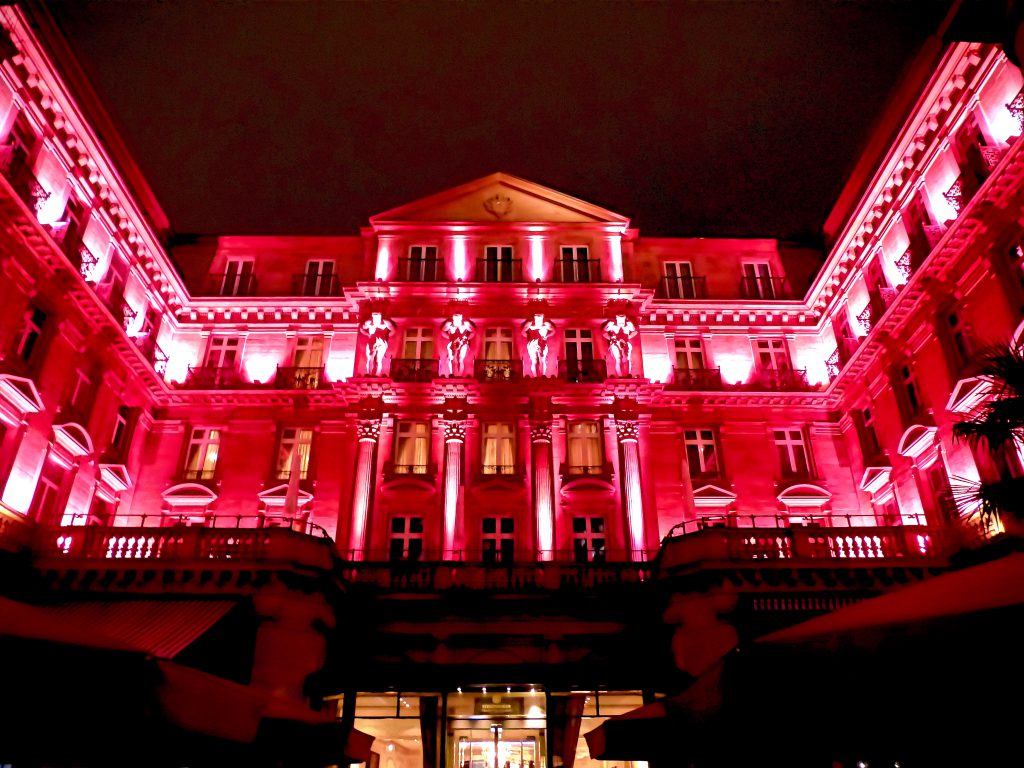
<box><xmin>244</xmin><ymin>354</ymin><xmax>278</xmax><ymax>385</ymax></box>
<box><xmin>717</xmin><ymin>354</ymin><xmax>752</xmax><ymax>385</ymax></box>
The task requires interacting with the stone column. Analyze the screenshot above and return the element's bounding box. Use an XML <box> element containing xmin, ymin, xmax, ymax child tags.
<box><xmin>617</xmin><ymin>418</ymin><xmax>646</xmax><ymax>560</ymax></box>
<box><xmin>442</xmin><ymin>418</ymin><xmax>465</xmax><ymax>560</ymax></box>
<box><xmin>347</xmin><ymin>418</ymin><xmax>380</xmax><ymax>559</ymax></box>
<box><xmin>531</xmin><ymin>420</ymin><xmax>555</xmax><ymax>561</ymax></box>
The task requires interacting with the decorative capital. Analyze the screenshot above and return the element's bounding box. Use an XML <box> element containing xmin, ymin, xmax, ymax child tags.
<box><xmin>444</xmin><ymin>420</ymin><xmax>466</xmax><ymax>443</ymax></box>
<box><xmin>356</xmin><ymin>419</ymin><xmax>381</xmax><ymax>442</ymax></box>
<box><xmin>616</xmin><ymin>419</ymin><xmax>639</xmax><ymax>443</ymax></box>
<box><xmin>530</xmin><ymin>420</ymin><xmax>553</xmax><ymax>443</ymax></box>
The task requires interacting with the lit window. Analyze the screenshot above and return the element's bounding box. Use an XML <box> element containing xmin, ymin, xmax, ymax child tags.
<box><xmin>572</xmin><ymin>516</ymin><xmax>606</xmax><ymax>562</ymax></box>
<box><xmin>183</xmin><ymin>427</ymin><xmax>221</xmax><ymax>480</ymax></box>
<box><xmin>683</xmin><ymin>429</ymin><xmax>719</xmax><ymax>478</ymax></box>
<box><xmin>204</xmin><ymin>337</ymin><xmax>240</xmax><ymax>368</ymax></box>
<box><xmin>482</xmin><ymin>516</ymin><xmax>515</xmax><ymax>563</ymax></box>
<box><xmin>393</xmin><ymin>420</ymin><xmax>430</xmax><ymax>474</ymax></box>
<box><xmin>301</xmin><ymin>259</ymin><xmax>335</xmax><ymax>296</ymax></box>
<box><xmin>481</xmin><ymin>422</ymin><xmax>515</xmax><ymax>475</ymax></box>
<box><xmin>402</xmin><ymin>327</ymin><xmax>434</xmax><ymax>360</ymax></box>
<box><xmin>482</xmin><ymin>328</ymin><xmax>514</xmax><ymax>360</ymax></box>
<box><xmin>754</xmin><ymin>339</ymin><xmax>790</xmax><ymax>371</ymax></box>
<box><xmin>742</xmin><ymin>262</ymin><xmax>776</xmax><ymax>298</ymax></box>
<box><xmin>559</xmin><ymin>245</ymin><xmax>593</xmax><ymax>282</ymax></box>
<box><xmin>567</xmin><ymin>421</ymin><xmax>603</xmax><ymax>474</ymax></box>
<box><xmin>293</xmin><ymin>336</ymin><xmax>324</xmax><ymax>368</ymax></box>
<box><xmin>482</xmin><ymin>245</ymin><xmax>516</xmax><ymax>282</ymax></box>
<box><xmin>406</xmin><ymin>246</ymin><xmax>439</xmax><ymax>281</ymax></box>
<box><xmin>221</xmin><ymin>257</ymin><xmax>254</xmax><ymax>297</ymax></box>
<box><xmin>663</xmin><ymin>261</ymin><xmax>699</xmax><ymax>298</ymax></box>
<box><xmin>674</xmin><ymin>338</ymin><xmax>706</xmax><ymax>370</ymax></box>
<box><xmin>773</xmin><ymin>428</ymin><xmax>811</xmax><ymax>479</ymax></box>
<box><xmin>390</xmin><ymin>516</ymin><xmax>424</xmax><ymax>561</ymax></box>
<box><xmin>16</xmin><ymin>307</ymin><xmax>47</xmax><ymax>363</ymax></box>
<box><xmin>276</xmin><ymin>428</ymin><xmax>313</xmax><ymax>480</ymax></box>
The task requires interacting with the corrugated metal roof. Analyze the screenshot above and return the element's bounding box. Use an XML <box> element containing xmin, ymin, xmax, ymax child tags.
<box><xmin>48</xmin><ymin>599</ymin><xmax>236</xmax><ymax>659</ymax></box>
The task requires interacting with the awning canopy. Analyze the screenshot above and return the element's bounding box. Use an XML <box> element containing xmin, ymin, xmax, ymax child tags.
<box><xmin>758</xmin><ymin>552</ymin><xmax>1024</xmax><ymax>644</ymax></box>
<box><xmin>0</xmin><ymin>596</ymin><xmax>236</xmax><ymax>658</ymax></box>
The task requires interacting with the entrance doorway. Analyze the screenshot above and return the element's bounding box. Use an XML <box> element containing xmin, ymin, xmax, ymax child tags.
<box><xmin>447</xmin><ymin>689</ymin><xmax>546</xmax><ymax>768</ymax></box>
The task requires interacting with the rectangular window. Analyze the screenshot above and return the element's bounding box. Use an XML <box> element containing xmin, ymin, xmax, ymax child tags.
<box><xmin>902</xmin><ymin>364</ymin><xmax>921</xmax><ymax>417</ymax></box>
<box><xmin>481</xmin><ymin>422</ymin><xmax>516</xmax><ymax>475</ymax></box>
<box><xmin>17</xmin><ymin>307</ymin><xmax>47</xmax><ymax>363</ymax></box>
<box><xmin>567</xmin><ymin>420</ymin><xmax>603</xmax><ymax>474</ymax></box>
<box><xmin>683</xmin><ymin>429</ymin><xmax>719</xmax><ymax>478</ymax></box>
<box><xmin>29</xmin><ymin>475</ymin><xmax>61</xmax><ymax>525</ymax></box>
<box><xmin>276</xmin><ymin>427</ymin><xmax>313</xmax><ymax>480</ymax></box>
<box><xmin>221</xmin><ymin>258</ymin><xmax>254</xmax><ymax>297</ymax></box>
<box><xmin>572</xmin><ymin>516</ymin><xmax>606</xmax><ymax>562</ymax></box>
<box><xmin>204</xmin><ymin>337</ymin><xmax>240</xmax><ymax>368</ymax></box>
<box><xmin>301</xmin><ymin>259</ymin><xmax>335</xmax><ymax>296</ymax></box>
<box><xmin>483</xmin><ymin>245</ymin><xmax>515</xmax><ymax>282</ymax></box>
<box><xmin>293</xmin><ymin>336</ymin><xmax>324</xmax><ymax>369</ymax></box>
<box><xmin>663</xmin><ymin>261</ymin><xmax>699</xmax><ymax>298</ymax></box>
<box><xmin>406</xmin><ymin>245</ymin><xmax>440</xmax><ymax>281</ymax></box>
<box><xmin>389</xmin><ymin>516</ymin><xmax>424</xmax><ymax>561</ymax></box>
<box><xmin>482</xmin><ymin>516</ymin><xmax>515</xmax><ymax>563</ymax></box>
<box><xmin>482</xmin><ymin>328</ymin><xmax>514</xmax><ymax>360</ymax></box>
<box><xmin>743</xmin><ymin>262</ymin><xmax>776</xmax><ymax>298</ymax></box>
<box><xmin>946</xmin><ymin>312</ymin><xmax>971</xmax><ymax>368</ymax></box>
<box><xmin>860</xmin><ymin>406</ymin><xmax>881</xmax><ymax>459</ymax></box>
<box><xmin>110</xmin><ymin>407</ymin><xmax>131</xmax><ymax>453</ymax></box>
<box><xmin>402</xmin><ymin>327</ymin><xmax>434</xmax><ymax>360</ymax></box>
<box><xmin>773</xmin><ymin>428</ymin><xmax>811</xmax><ymax>479</ymax></box>
<box><xmin>559</xmin><ymin>245</ymin><xmax>593</xmax><ymax>282</ymax></box>
<box><xmin>68</xmin><ymin>369</ymin><xmax>91</xmax><ymax>412</ymax></box>
<box><xmin>563</xmin><ymin>328</ymin><xmax>596</xmax><ymax>382</ymax></box>
<box><xmin>754</xmin><ymin>339</ymin><xmax>790</xmax><ymax>372</ymax></box>
<box><xmin>184</xmin><ymin>427</ymin><xmax>221</xmax><ymax>480</ymax></box>
<box><xmin>674</xmin><ymin>338</ymin><xmax>706</xmax><ymax>370</ymax></box>
<box><xmin>393</xmin><ymin>420</ymin><xmax>430</xmax><ymax>474</ymax></box>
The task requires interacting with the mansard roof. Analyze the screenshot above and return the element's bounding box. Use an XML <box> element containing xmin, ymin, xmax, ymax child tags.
<box><xmin>369</xmin><ymin>173</ymin><xmax>631</xmax><ymax>228</ymax></box>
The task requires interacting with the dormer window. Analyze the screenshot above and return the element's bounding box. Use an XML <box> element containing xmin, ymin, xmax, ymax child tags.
<box><xmin>299</xmin><ymin>259</ymin><xmax>336</xmax><ymax>296</ymax></box>
<box><xmin>741</xmin><ymin>262</ymin><xmax>777</xmax><ymax>299</ymax></box>
<box><xmin>221</xmin><ymin>258</ymin><xmax>255</xmax><ymax>297</ymax></box>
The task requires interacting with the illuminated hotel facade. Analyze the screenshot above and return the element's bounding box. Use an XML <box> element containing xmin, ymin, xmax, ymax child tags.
<box><xmin>2</xmin><ymin>4</ymin><xmax>1024</xmax><ymax>767</ymax></box>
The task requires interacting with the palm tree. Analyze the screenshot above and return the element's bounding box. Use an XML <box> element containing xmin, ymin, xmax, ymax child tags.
<box><xmin>951</xmin><ymin>343</ymin><xmax>1024</xmax><ymax>526</ymax></box>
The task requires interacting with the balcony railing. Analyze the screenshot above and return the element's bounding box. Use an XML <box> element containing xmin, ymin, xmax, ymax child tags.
<box><xmin>659</xmin><ymin>517</ymin><xmax>950</xmax><ymax>571</ymax></box>
<box><xmin>555</xmin><ymin>258</ymin><xmax>602</xmax><ymax>283</ymax></box>
<box><xmin>474</xmin><ymin>358</ymin><xmax>522</xmax><ymax>383</ymax></box>
<box><xmin>183</xmin><ymin>365</ymin><xmax>243</xmax><ymax>389</ymax></box>
<box><xmin>670</xmin><ymin>366</ymin><xmax>722</xmax><ymax>390</ymax></box>
<box><xmin>943</xmin><ymin>177</ymin><xmax>963</xmax><ymax>218</ymax></box>
<box><xmin>274</xmin><ymin>366</ymin><xmax>328</xmax><ymax>390</ymax></box>
<box><xmin>35</xmin><ymin>520</ymin><xmax>332</xmax><ymax>566</ymax></box>
<box><xmin>383</xmin><ymin>460</ymin><xmax>437</xmax><ymax>481</ymax></box>
<box><xmin>559</xmin><ymin>358</ymin><xmax>607</xmax><ymax>384</ymax></box>
<box><xmin>475</xmin><ymin>258</ymin><xmax>523</xmax><ymax>283</ymax></box>
<box><xmin>658</xmin><ymin>275</ymin><xmax>707</xmax><ymax>299</ymax></box>
<box><xmin>750</xmin><ymin>367</ymin><xmax>811</xmax><ymax>391</ymax></box>
<box><xmin>338</xmin><ymin>553</ymin><xmax>652</xmax><ymax>591</ymax></box>
<box><xmin>291</xmin><ymin>272</ymin><xmax>340</xmax><ymax>296</ymax></box>
<box><xmin>739</xmin><ymin>275</ymin><xmax>788</xmax><ymax>299</ymax></box>
<box><xmin>396</xmin><ymin>258</ymin><xmax>443</xmax><ymax>282</ymax></box>
<box><xmin>561</xmin><ymin>461</ymin><xmax>614</xmax><ymax>480</ymax></box>
<box><xmin>480</xmin><ymin>464</ymin><xmax>518</xmax><ymax>476</ymax></box>
<box><xmin>389</xmin><ymin>358</ymin><xmax>438</xmax><ymax>382</ymax></box>
<box><xmin>206</xmin><ymin>273</ymin><xmax>257</xmax><ymax>297</ymax></box>
<box><xmin>0</xmin><ymin>143</ymin><xmax>50</xmax><ymax>214</ymax></box>
<box><xmin>179</xmin><ymin>468</ymin><xmax>217</xmax><ymax>482</ymax></box>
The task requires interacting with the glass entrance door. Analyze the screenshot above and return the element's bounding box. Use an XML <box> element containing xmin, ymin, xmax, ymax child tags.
<box><xmin>447</xmin><ymin>689</ymin><xmax>546</xmax><ymax>768</ymax></box>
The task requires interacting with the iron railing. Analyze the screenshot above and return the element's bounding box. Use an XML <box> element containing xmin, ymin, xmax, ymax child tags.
<box><xmin>658</xmin><ymin>275</ymin><xmax>707</xmax><ymax>299</ymax></box>
<box><xmin>207</xmin><ymin>273</ymin><xmax>257</xmax><ymax>297</ymax></box>
<box><xmin>559</xmin><ymin>358</ymin><xmax>607</xmax><ymax>383</ymax></box>
<box><xmin>670</xmin><ymin>366</ymin><xmax>722</xmax><ymax>390</ymax></box>
<box><xmin>555</xmin><ymin>258</ymin><xmax>602</xmax><ymax>283</ymax></box>
<box><xmin>389</xmin><ymin>358</ymin><xmax>438</xmax><ymax>382</ymax></box>
<box><xmin>396</xmin><ymin>257</ymin><xmax>443</xmax><ymax>282</ymax></box>
<box><xmin>274</xmin><ymin>366</ymin><xmax>328</xmax><ymax>389</ymax></box>
<box><xmin>475</xmin><ymin>258</ymin><xmax>523</xmax><ymax>283</ymax></box>
<box><xmin>183</xmin><ymin>365</ymin><xmax>243</xmax><ymax>389</ymax></box>
<box><xmin>739</xmin><ymin>275</ymin><xmax>788</xmax><ymax>299</ymax></box>
<box><xmin>750</xmin><ymin>367</ymin><xmax>811</xmax><ymax>391</ymax></box>
<box><xmin>474</xmin><ymin>358</ymin><xmax>522</xmax><ymax>383</ymax></box>
<box><xmin>291</xmin><ymin>272</ymin><xmax>340</xmax><ymax>296</ymax></box>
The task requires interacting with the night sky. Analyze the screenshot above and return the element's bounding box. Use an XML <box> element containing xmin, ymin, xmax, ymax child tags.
<box><xmin>49</xmin><ymin>0</ymin><xmax>948</xmax><ymax>240</ymax></box>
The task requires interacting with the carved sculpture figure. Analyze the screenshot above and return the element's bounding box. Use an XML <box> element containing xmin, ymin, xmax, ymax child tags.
<box><xmin>521</xmin><ymin>313</ymin><xmax>556</xmax><ymax>378</ymax></box>
<box><xmin>603</xmin><ymin>313</ymin><xmax>638</xmax><ymax>377</ymax></box>
<box><xmin>360</xmin><ymin>311</ymin><xmax>395</xmax><ymax>376</ymax></box>
<box><xmin>442</xmin><ymin>312</ymin><xmax>476</xmax><ymax>377</ymax></box>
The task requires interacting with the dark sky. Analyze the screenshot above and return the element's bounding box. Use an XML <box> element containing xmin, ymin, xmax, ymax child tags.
<box><xmin>49</xmin><ymin>0</ymin><xmax>948</xmax><ymax>239</ymax></box>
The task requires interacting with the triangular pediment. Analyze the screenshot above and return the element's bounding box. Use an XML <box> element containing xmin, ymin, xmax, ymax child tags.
<box><xmin>257</xmin><ymin>484</ymin><xmax>313</xmax><ymax>508</ymax></box>
<box><xmin>691</xmin><ymin>484</ymin><xmax>737</xmax><ymax>509</ymax></box>
<box><xmin>370</xmin><ymin>173</ymin><xmax>630</xmax><ymax>227</ymax></box>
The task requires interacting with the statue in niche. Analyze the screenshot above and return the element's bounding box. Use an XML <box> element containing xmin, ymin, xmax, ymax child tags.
<box><xmin>359</xmin><ymin>311</ymin><xmax>395</xmax><ymax>377</ymax></box>
<box><xmin>521</xmin><ymin>312</ymin><xmax>556</xmax><ymax>378</ymax></box>
<box><xmin>441</xmin><ymin>312</ymin><xmax>476</xmax><ymax>377</ymax></box>
<box><xmin>602</xmin><ymin>313</ymin><xmax>638</xmax><ymax>377</ymax></box>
